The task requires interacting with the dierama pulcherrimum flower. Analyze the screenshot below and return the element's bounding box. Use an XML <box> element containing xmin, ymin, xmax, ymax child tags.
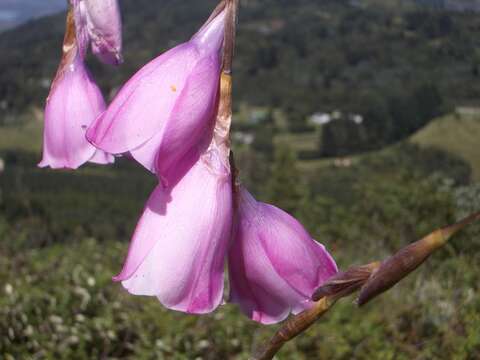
<box><xmin>86</xmin><ymin>7</ymin><xmax>226</xmax><ymax>184</ymax></box>
<box><xmin>228</xmin><ymin>187</ymin><xmax>338</xmax><ymax>324</ymax></box>
<box><xmin>113</xmin><ymin>144</ymin><xmax>232</xmax><ymax>314</ymax></box>
<box><xmin>81</xmin><ymin>0</ymin><xmax>123</xmax><ymax>65</ymax></box>
<box><xmin>39</xmin><ymin>7</ymin><xmax>113</xmax><ymax>169</ymax></box>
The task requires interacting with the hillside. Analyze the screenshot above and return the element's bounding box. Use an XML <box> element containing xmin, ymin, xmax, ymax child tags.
<box><xmin>0</xmin><ymin>0</ymin><xmax>65</xmax><ymax>32</ymax></box>
<box><xmin>2</xmin><ymin>109</ymin><xmax>478</xmax><ymax>359</ymax></box>
<box><xmin>1</xmin><ymin>0</ymin><xmax>480</xmax><ymax>152</ymax></box>
<box><xmin>410</xmin><ymin>110</ymin><xmax>480</xmax><ymax>179</ymax></box>
<box><xmin>275</xmin><ymin>110</ymin><xmax>479</xmax><ymax>184</ymax></box>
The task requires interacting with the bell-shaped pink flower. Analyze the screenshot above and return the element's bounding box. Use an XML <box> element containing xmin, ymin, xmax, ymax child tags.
<box><xmin>113</xmin><ymin>145</ymin><xmax>233</xmax><ymax>314</ymax></box>
<box><xmin>39</xmin><ymin>3</ymin><xmax>115</xmax><ymax>169</ymax></box>
<box><xmin>86</xmin><ymin>9</ymin><xmax>225</xmax><ymax>184</ymax></box>
<box><xmin>228</xmin><ymin>188</ymin><xmax>338</xmax><ymax>324</ymax></box>
<box><xmin>39</xmin><ymin>53</ymin><xmax>114</xmax><ymax>169</ymax></box>
<box><xmin>81</xmin><ymin>0</ymin><xmax>123</xmax><ymax>65</ymax></box>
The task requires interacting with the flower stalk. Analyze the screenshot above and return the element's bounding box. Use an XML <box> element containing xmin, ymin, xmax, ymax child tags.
<box><xmin>252</xmin><ymin>296</ymin><xmax>336</xmax><ymax>360</ymax></box>
<box><xmin>222</xmin><ymin>0</ymin><xmax>238</xmax><ymax>75</ymax></box>
<box><xmin>58</xmin><ymin>7</ymin><xmax>77</xmax><ymax>78</ymax></box>
<box><xmin>214</xmin><ymin>0</ymin><xmax>238</xmax><ymax>150</ymax></box>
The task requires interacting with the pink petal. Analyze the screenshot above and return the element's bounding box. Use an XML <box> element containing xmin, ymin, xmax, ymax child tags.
<box><xmin>72</xmin><ymin>0</ymin><xmax>90</xmax><ymax>57</ymax></box>
<box><xmin>83</xmin><ymin>0</ymin><xmax>123</xmax><ymax>65</ymax></box>
<box><xmin>86</xmin><ymin>9</ymin><xmax>225</xmax><ymax>176</ymax></box>
<box><xmin>86</xmin><ymin>43</ymin><xmax>198</xmax><ymax>155</ymax></box>
<box><xmin>115</xmin><ymin>148</ymin><xmax>232</xmax><ymax>314</ymax></box>
<box><xmin>154</xmin><ymin>55</ymin><xmax>220</xmax><ymax>183</ymax></box>
<box><xmin>39</xmin><ymin>57</ymin><xmax>113</xmax><ymax>169</ymax></box>
<box><xmin>127</xmin><ymin>130</ymin><xmax>164</xmax><ymax>174</ymax></box>
<box><xmin>89</xmin><ymin>148</ymin><xmax>115</xmax><ymax>164</ymax></box>
<box><xmin>191</xmin><ymin>6</ymin><xmax>226</xmax><ymax>55</ymax></box>
<box><xmin>228</xmin><ymin>188</ymin><xmax>338</xmax><ymax>324</ymax></box>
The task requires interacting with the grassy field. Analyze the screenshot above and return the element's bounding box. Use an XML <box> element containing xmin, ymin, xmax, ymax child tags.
<box><xmin>274</xmin><ymin>131</ymin><xmax>321</xmax><ymax>153</ymax></box>
<box><xmin>0</xmin><ymin>117</ymin><xmax>43</xmax><ymax>153</ymax></box>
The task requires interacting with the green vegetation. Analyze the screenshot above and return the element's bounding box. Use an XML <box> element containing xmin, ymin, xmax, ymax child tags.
<box><xmin>2</xmin><ymin>235</ymin><xmax>479</xmax><ymax>360</ymax></box>
<box><xmin>274</xmin><ymin>132</ymin><xmax>320</xmax><ymax>154</ymax></box>
<box><xmin>1</xmin><ymin>112</ymin><xmax>478</xmax><ymax>359</ymax></box>
<box><xmin>1</xmin><ymin>139</ymin><xmax>479</xmax><ymax>359</ymax></box>
<box><xmin>2</xmin><ymin>0</ymin><xmax>480</xmax><ymax>150</ymax></box>
<box><xmin>1</xmin><ymin>0</ymin><xmax>480</xmax><ymax>358</ymax></box>
<box><xmin>0</xmin><ymin>113</ymin><xmax>43</xmax><ymax>152</ymax></box>
<box><xmin>272</xmin><ymin>110</ymin><xmax>480</xmax><ymax>182</ymax></box>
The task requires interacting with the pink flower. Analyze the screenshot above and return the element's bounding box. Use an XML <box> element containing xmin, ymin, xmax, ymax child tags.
<box><xmin>228</xmin><ymin>187</ymin><xmax>338</xmax><ymax>324</ymax></box>
<box><xmin>81</xmin><ymin>0</ymin><xmax>123</xmax><ymax>65</ymax></box>
<box><xmin>86</xmin><ymin>9</ymin><xmax>226</xmax><ymax>184</ymax></box>
<box><xmin>113</xmin><ymin>145</ymin><xmax>233</xmax><ymax>314</ymax></box>
<box><xmin>39</xmin><ymin>9</ymin><xmax>113</xmax><ymax>169</ymax></box>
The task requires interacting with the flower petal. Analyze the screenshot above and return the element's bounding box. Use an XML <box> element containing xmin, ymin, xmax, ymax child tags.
<box><xmin>86</xmin><ymin>43</ymin><xmax>197</xmax><ymax>155</ymax></box>
<box><xmin>39</xmin><ymin>58</ymin><xmax>113</xmax><ymax>169</ymax></box>
<box><xmin>89</xmin><ymin>148</ymin><xmax>115</xmax><ymax>164</ymax></box>
<box><xmin>115</xmin><ymin>149</ymin><xmax>232</xmax><ymax>314</ymax></box>
<box><xmin>154</xmin><ymin>55</ymin><xmax>220</xmax><ymax>182</ymax></box>
<box><xmin>86</xmin><ymin>8</ymin><xmax>226</xmax><ymax>175</ymax></box>
<box><xmin>191</xmin><ymin>6</ymin><xmax>226</xmax><ymax>55</ymax></box>
<box><xmin>83</xmin><ymin>0</ymin><xmax>123</xmax><ymax>65</ymax></box>
<box><xmin>228</xmin><ymin>188</ymin><xmax>338</xmax><ymax>324</ymax></box>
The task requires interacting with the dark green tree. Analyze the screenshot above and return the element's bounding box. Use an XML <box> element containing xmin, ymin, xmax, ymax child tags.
<box><xmin>320</xmin><ymin>117</ymin><xmax>369</xmax><ymax>157</ymax></box>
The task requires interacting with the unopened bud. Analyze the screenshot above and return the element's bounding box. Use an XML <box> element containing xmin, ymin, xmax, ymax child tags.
<box><xmin>312</xmin><ymin>262</ymin><xmax>381</xmax><ymax>301</ymax></box>
<box><xmin>358</xmin><ymin>211</ymin><xmax>480</xmax><ymax>306</ymax></box>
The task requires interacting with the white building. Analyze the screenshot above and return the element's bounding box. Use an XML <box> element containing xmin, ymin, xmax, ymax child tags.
<box><xmin>309</xmin><ymin>112</ymin><xmax>332</xmax><ymax>126</ymax></box>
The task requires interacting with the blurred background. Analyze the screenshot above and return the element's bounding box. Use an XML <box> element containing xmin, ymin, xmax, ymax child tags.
<box><xmin>1</xmin><ymin>0</ymin><xmax>480</xmax><ymax>358</ymax></box>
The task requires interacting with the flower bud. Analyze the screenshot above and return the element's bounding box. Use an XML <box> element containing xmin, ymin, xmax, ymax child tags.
<box><xmin>358</xmin><ymin>211</ymin><xmax>480</xmax><ymax>306</ymax></box>
<box><xmin>312</xmin><ymin>262</ymin><xmax>380</xmax><ymax>301</ymax></box>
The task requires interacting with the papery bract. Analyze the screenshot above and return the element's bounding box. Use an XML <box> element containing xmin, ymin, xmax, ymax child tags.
<box><xmin>114</xmin><ymin>146</ymin><xmax>232</xmax><ymax>314</ymax></box>
<box><xmin>39</xmin><ymin>55</ymin><xmax>114</xmax><ymax>169</ymax></box>
<box><xmin>86</xmin><ymin>9</ymin><xmax>225</xmax><ymax>183</ymax></box>
<box><xmin>228</xmin><ymin>188</ymin><xmax>338</xmax><ymax>324</ymax></box>
<box><xmin>82</xmin><ymin>0</ymin><xmax>123</xmax><ymax>65</ymax></box>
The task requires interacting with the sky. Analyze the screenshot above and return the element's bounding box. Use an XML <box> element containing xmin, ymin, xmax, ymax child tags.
<box><xmin>0</xmin><ymin>0</ymin><xmax>66</xmax><ymax>32</ymax></box>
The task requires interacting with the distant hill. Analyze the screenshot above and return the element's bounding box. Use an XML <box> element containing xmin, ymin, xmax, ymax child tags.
<box><xmin>410</xmin><ymin>110</ymin><xmax>480</xmax><ymax>180</ymax></box>
<box><xmin>4</xmin><ymin>107</ymin><xmax>478</xmax><ymax>184</ymax></box>
<box><xmin>1</xmin><ymin>0</ymin><xmax>480</xmax><ymax>152</ymax></box>
<box><xmin>359</xmin><ymin>0</ymin><xmax>480</xmax><ymax>11</ymax></box>
<box><xmin>416</xmin><ymin>0</ymin><xmax>480</xmax><ymax>11</ymax></box>
<box><xmin>0</xmin><ymin>0</ymin><xmax>65</xmax><ymax>32</ymax></box>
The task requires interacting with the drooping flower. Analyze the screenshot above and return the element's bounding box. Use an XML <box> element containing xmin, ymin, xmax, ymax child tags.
<box><xmin>228</xmin><ymin>187</ymin><xmax>338</xmax><ymax>324</ymax></box>
<box><xmin>39</xmin><ymin>8</ymin><xmax>113</xmax><ymax>169</ymax></box>
<box><xmin>86</xmin><ymin>7</ymin><xmax>226</xmax><ymax>184</ymax></box>
<box><xmin>102</xmin><ymin>0</ymin><xmax>336</xmax><ymax>323</ymax></box>
<box><xmin>81</xmin><ymin>0</ymin><xmax>123</xmax><ymax>65</ymax></box>
<box><xmin>113</xmin><ymin>145</ymin><xmax>233</xmax><ymax>314</ymax></box>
